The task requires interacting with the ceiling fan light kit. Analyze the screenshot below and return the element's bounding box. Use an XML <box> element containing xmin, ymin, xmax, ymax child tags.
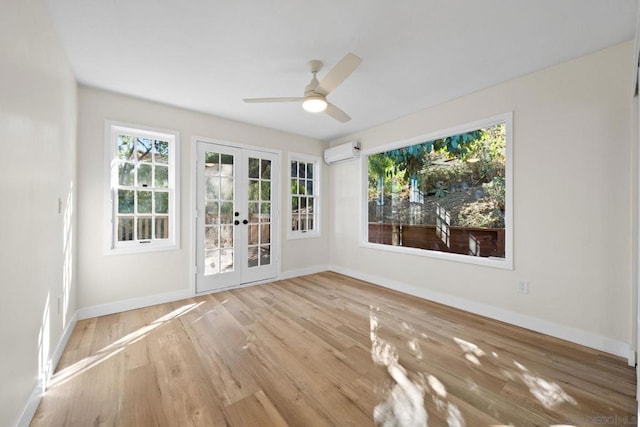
<box><xmin>243</xmin><ymin>53</ymin><xmax>362</xmax><ymax>122</ymax></box>
<box><xmin>302</xmin><ymin>96</ymin><xmax>327</xmax><ymax>113</ymax></box>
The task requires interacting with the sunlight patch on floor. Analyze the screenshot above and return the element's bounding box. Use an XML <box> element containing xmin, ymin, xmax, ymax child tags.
<box><xmin>370</xmin><ymin>307</ymin><xmax>428</xmax><ymax>427</ymax></box>
<box><xmin>49</xmin><ymin>302</ymin><xmax>203</xmax><ymax>388</ymax></box>
<box><xmin>512</xmin><ymin>359</ymin><xmax>577</xmax><ymax>409</ymax></box>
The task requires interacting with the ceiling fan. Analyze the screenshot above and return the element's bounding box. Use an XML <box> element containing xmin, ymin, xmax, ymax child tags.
<box><xmin>243</xmin><ymin>53</ymin><xmax>362</xmax><ymax>123</ymax></box>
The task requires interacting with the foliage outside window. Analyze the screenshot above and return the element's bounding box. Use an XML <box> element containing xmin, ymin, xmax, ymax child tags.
<box><xmin>289</xmin><ymin>154</ymin><xmax>320</xmax><ymax>238</ymax></box>
<box><xmin>106</xmin><ymin>122</ymin><xmax>179</xmax><ymax>254</ymax></box>
<box><xmin>365</xmin><ymin>114</ymin><xmax>512</xmax><ymax>268</ymax></box>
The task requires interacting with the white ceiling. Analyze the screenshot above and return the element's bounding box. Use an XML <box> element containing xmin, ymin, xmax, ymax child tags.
<box><xmin>45</xmin><ymin>0</ymin><xmax>638</xmax><ymax>142</ymax></box>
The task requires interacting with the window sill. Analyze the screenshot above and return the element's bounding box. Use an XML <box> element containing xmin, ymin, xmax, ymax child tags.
<box><xmin>360</xmin><ymin>241</ymin><xmax>513</xmax><ymax>270</ymax></box>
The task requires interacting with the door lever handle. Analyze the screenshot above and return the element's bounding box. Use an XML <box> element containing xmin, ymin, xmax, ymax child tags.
<box><xmin>234</xmin><ymin>220</ymin><xmax>240</xmax><ymax>226</ymax></box>
<box><xmin>242</xmin><ymin>219</ymin><xmax>249</xmax><ymax>225</ymax></box>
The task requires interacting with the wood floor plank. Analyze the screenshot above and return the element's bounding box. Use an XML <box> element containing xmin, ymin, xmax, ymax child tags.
<box><xmin>32</xmin><ymin>272</ymin><xmax>637</xmax><ymax>426</ymax></box>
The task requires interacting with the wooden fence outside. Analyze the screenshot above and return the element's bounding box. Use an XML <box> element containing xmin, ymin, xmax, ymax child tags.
<box><xmin>368</xmin><ymin>222</ymin><xmax>505</xmax><ymax>258</ymax></box>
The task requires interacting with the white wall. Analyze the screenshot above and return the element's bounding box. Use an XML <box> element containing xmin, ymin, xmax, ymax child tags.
<box><xmin>76</xmin><ymin>86</ymin><xmax>329</xmax><ymax>309</ymax></box>
<box><xmin>0</xmin><ymin>0</ymin><xmax>78</xmax><ymax>425</ymax></box>
<box><xmin>329</xmin><ymin>42</ymin><xmax>635</xmax><ymax>356</ymax></box>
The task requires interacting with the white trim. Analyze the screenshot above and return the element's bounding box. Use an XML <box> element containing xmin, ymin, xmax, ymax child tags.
<box><xmin>14</xmin><ymin>379</ymin><xmax>43</xmax><ymax>427</ymax></box>
<box><xmin>287</xmin><ymin>152</ymin><xmax>322</xmax><ymax>240</ymax></box>
<box><xmin>279</xmin><ymin>264</ymin><xmax>330</xmax><ymax>280</ymax></box>
<box><xmin>360</xmin><ymin>112</ymin><xmax>514</xmax><ymax>270</ymax></box>
<box><xmin>77</xmin><ymin>289</ymin><xmax>192</xmax><ymax>320</ymax></box>
<box><xmin>103</xmin><ymin>120</ymin><xmax>180</xmax><ymax>255</ymax></box>
<box><xmin>49</xmin><ymin>312</ymin><xmax>78</xmax><ymax>383</ymax></box>
<box><xmin>330</xmin><ymin>264</ymin><xmax>631</xmax><ymax>360</ymax></box>
<box><xmin>15</xmin><ymin>312</ymin><xmax>78</xmax><ymax>427</ymax></box>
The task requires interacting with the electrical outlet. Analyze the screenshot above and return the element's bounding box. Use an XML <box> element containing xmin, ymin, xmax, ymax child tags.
<box><xmin>517</xmin><ymin>280</ymin><xmax>529</xmax><ymax>294</ymax></box>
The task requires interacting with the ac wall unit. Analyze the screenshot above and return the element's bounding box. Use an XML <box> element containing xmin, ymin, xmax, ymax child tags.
<box><xmin>324</xmin><ymin>141</ymin><xmax>361</xmax><ymax>165</ymax></box>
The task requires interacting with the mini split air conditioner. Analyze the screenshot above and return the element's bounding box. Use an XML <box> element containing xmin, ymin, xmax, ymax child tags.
<box><xmin>324</xmin><ymin>141</ymin><xmax>361</xmax><ymax>165</ymax></box>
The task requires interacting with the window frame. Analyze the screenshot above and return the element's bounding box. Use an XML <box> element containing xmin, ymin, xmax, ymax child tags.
<box><xmin>287</xmin><ymin>152</ymin><xmax>321</xmax><ymax>240</ymax></box>
<box><xmin>104</xmin><ymin>120</ymin><xmax>180</xmax><ymax>255</ymax></box>
<box><xmin>361</xmin><ymin>112</ymin><xmax>513</xmax><ymax>270</ymax></box>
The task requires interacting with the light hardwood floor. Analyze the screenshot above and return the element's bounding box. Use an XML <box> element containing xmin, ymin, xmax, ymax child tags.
<box><xmin>32</xmin><ymin>272</ymin><xmax>637</xmax><ymax>426</ymax></box>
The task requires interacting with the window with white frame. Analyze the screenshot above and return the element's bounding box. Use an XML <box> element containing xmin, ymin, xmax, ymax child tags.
<box><xmin>105</xmin><ymin>121</ymin><xmax>179</xmax><ymax>254</ymax></box>
<box><xmin>289</xmin><ymin>154</ymin><xmax>320</xmax><ymax>238</ymax></box>
<box><xmin>364</xmin><ymin>113</ymin><xmax>512</xmax><ymax>269</ymax></box>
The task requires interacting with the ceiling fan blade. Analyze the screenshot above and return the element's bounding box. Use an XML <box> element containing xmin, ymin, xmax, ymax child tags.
<box><xmin>243</xmin><ymin>97</ymin><xmax>304</xmax><ymax>103</ymax></box>
<box><xmin>316</xmin><ymin>53</ymin><xmax>362</xmax><ymax>96</ymax></box>
<box><xmin>325</xmin><ymin>102</ymin><xmax>351</xmax><ymax>123</ymax></box>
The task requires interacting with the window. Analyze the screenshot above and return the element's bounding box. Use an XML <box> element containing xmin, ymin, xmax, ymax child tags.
<box><xmin>363</xmin><ymin>113</ymin><xmax>512</xmax><ymax>269</ymax></box>
<box><xmin>105</xmin><ymin>121</ymin><xmax>179</xmax><ymax>254</ymax></box>
<box><xmin>288</xmin><ymin>153</ymin><xmax>320</xmax><ymax>238</ymax></box>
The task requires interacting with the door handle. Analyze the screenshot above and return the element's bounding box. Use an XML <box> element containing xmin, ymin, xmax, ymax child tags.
<box><xmin>243</xmin><ymin>219</ymin><xmax>249</xmax><ymax>225</ymax></box>
<box><xmin>234</xmin><ymin>220</ymin><xmax>240</xmax><ymax>226</ymax></box>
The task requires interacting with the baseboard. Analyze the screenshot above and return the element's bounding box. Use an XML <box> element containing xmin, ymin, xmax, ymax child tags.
<box><xmin>14</xmin><ymin>310</ymin><xmax>79</xmax><ymax>427</ymax></box>
<box><xmin>49</xmin><ymin>312</ymin><xmax>78</xmax><ymax>380</ymax></box>
<box><xmin>279</xmin><ymin>264</ymin><xmax>330</xmax><ymax>280</ymax></box>
<box><xmin>77</xmin><ymin>289</ymin><xmax>192</xmax><ymax>320</ymax></box>
<box><xmin>77</xmin><ymin>266</ymin><xmax>334</xmax><ymax>321</ymax></box>
<box><xmin>14</xmin><ymin>378</ymin><xmax>44</xmax><ymax>427</ymax></box>
<box><xmin>329</xmin><ymin>265</ymin><xmax>632</xmax><ymax>361</ymax></box>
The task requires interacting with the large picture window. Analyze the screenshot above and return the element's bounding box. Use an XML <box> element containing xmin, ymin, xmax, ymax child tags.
<box><xmin>364</xmin><ymin>113</ymin><xmax>512</xmax><ymax>268</ymax></box>
<box><xmin>105</xmin><ymin>121</ymin><xmax>179</xmax><ymax>254</ymax></box>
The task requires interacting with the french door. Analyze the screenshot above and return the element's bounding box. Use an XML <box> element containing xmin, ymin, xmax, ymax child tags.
<box><xmin>195</xmin><ymin>141</ymin><xmax>278</xmax><ymax>293</ymax></box>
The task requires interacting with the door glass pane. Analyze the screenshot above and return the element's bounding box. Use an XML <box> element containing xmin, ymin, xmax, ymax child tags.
<box><xmin>291</xmin><ymin>161</ymin><xmax>298</xmax><ymax>178</ymax></box>
<box><xmin>220</xmin><ymin>202</ymin><xmax>234</xmax><ymax>224</ymax></box>
<box><xmin>260</xmin><ymin>245</ymin><xmax>271</xmax><ymax>266</ymax></box>
<box><xmin>298</xmin><ymin>163</ymin><xmax>306</xmax><ymax>178</ymax></box>
<box><xmin>260</xmin><ymin>202</ymin><xmax>270</xmax><ymax>222</ymax></box>
<box><xmin>205</xmin><ymin>226</ymin><xmax>219</xmax><ymax>249</ymax></box>
<box><xmin>205</xmin><ymin>152</ymin><xmax>220</xmax><ymax>176</ymax></box>
<box><xmin>248</xmin><ymin>202</ymin><xmax>259</xmax><ymax>223</ymax></box>
<box><xmin>220</xmin><ymin>249</ymin><xmax>234</xmax><ymax>273</ymax></box>
<box><xmin>221</xmin><ymin>178</ymin><xmax>233</xmax><ymax>200</ymax></box>
<box><xmin>248</xmin><ymin>247</ymin><xmax>258</xmax><ymax>268</ymax></box>
<box><xmin>220</xmin><ymin>154</ymin><xmax>234</xmax><ymax>176</ymax></box>
<box><xmin>248</xmin><ymin>224</ymin><xmax>258</xmax><ymax>245</ymax></box>
<box><xmin>203</xmin><ymin>149</ymin><xmax>236</xmax><ymax>277</ymax></box>
<box><xmin>248</xmin><ymin>180</ymin><xmax>259</xmax><ymax>200</ymax></box>
<box><xmin>220</xmin><ymin>225</ymin><xmax>234</xmax><ymax>248</ymax></box>
<box><xmin>261</xmin><ymin>159</ymin><xmax>271</xmax><ymax>179</ymax></box>
<box><xmin>261</xmin><ymin>224</ymin><xmax>270</xmax><ymax>244</ymax></box>
<box><xmin>306</xmin><ymin>162</ymin><xmax>313</xmax><ymax>179</ymax></box>
<box><xmin>205</xmin><ymin>201</ymin><xmax>219</xmax><ymax>224</ymax></box>
<box><xmin>249</xmin><ymin>158</ymin><xmax>259</xmax><ymax>178</ymax></box>
<box><xmin>205</xmin><ymin>249</ymin><xmax>219</xmax><ymax>275</ymax></box>
<box><xmin>261</xmin><ymin>181</ymin><xmax>270</xmax><ymax>201</ymax></box>
<box><xmin>206</xmin><ymin>176</ymin><xmax>220</xmax><ymax>200</ymax></box>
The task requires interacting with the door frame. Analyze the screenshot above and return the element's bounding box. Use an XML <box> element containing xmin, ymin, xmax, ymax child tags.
<box><xmin>190</xmin><ymin>136</ymin><xmax>282</xmax><ymax>295</ymax></box>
